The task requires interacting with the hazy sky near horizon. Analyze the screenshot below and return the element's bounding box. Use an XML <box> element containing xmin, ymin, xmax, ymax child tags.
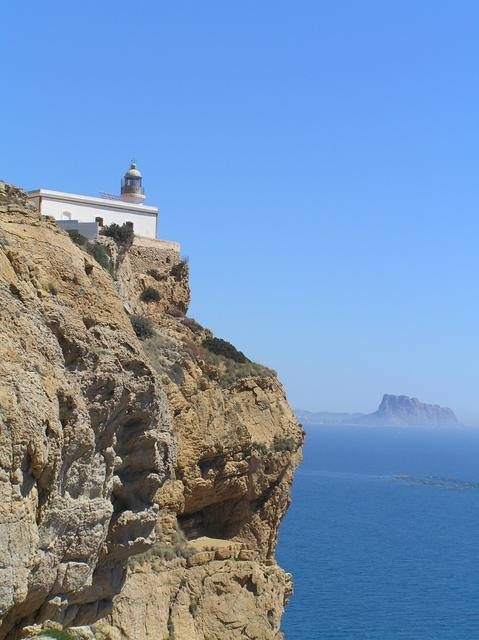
<box><xmin>2</xmin><ymin>1</ymin><xmax>479</xmax><ymax>423</ymax></box>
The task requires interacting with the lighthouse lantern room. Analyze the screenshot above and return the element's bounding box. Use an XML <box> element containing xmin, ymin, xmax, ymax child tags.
<box><xmin>120</xmin><ymin>161</ymin><xmax>146</xmax><ymax>204</ymax></box>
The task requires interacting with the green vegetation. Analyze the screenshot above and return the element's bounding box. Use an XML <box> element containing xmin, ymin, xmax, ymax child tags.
<box><xmin>27</xmin><ymin>630</ymin><xmax>76</xmax><ymax>640</ymax></box>
<box><xmin>146</xmin><ymin>268</ymin><xmax>167</xmax><ymax>281</ymax></box>
<box><xmin>252</xmin><ymin>437</ymin><xmax>297</xmax><ymax>457</ymax></box>
<box><xmin>272</xmin><ymin>435</ymin><xmax>297</xmax><ymax>452</ymax></box>
<box><xmin>129</xmin><ymin>522</ymin><xmax>192</xmax><ymax>568</ymax></box>
<box><xmin>66</xmin><ymin>229</ymin><xmax>86</xmax><ymax>246</ymax></box>
<box><xmin>170</xmin><ymin>257</ymin><xmax>188</xmax><ymax>280</ymax></box>
<box><xmin>185</xmin><ymin>339</ymin><xmax>275</xmax><ymax>388</ymax></box>
<box><xmin>135</xmin><ymin>319</ymin><xmax>274</xmax><ymax>388</ymax></box>
<box><xmin>86</xmin><ymin>243</ymin><xmax>110</xmax><ymax>270</ymax></box>
<box><xmin>141</xmin><ymin>286</ymin><xmax>161</xmax><ymax>303</ymax></box>
<box><xmin>202</xmin><ymin>336</ymin><xmax>249</xmax><ymax>363</ymax></box>
<box><xmin>100</xmin><ymin>222</ymin><xmax>134</xmax><ymax>245</ymax></box>
<box><xmin>252</xmin><ymin>441</ymin><xmax>269</xmax><ymax>456</ymax></box>
<box><xmin>215</xmin><ymin>359</ymin><xmax>275</xmax><ymax>387</ymax></box>
<box><xmin>167</xmin><ymin>306</ymin><xmax>184</xmax><ymax>318</ymax></box>
<box><xmin>189</xmin><ymin>597</ymin><xmax>200</xmax><ymax>617</ymax></box>
<box><xmin>66</xmin><ymin>230</ymin><xmax>110</xmax><ymax>271</ymax></box>
<box><xmin>140</xmin><ymin>332</ymin><xmax>186</xmax><ymax>386</ymax></box>
<box><xmin>130</xmin><ymin>314</ymin><xmax>154</xmax><ymax>339</ymax></box>
<box><xmin>182</xmin><ymin>316</ymin><xmax>203</xmax><ymax>334</ymax></box>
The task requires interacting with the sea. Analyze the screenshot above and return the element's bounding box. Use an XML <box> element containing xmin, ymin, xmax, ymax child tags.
<box><xmin>277</xmin><ymin>425</ymin><xmax>479</xmax><ymax>640</ymax></box>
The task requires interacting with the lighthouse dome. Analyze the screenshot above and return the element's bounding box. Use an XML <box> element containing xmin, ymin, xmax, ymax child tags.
<box><xmin>124</xmin><ymin>162</ymin><xmax>142</xmax><ymax>179</ymax></box>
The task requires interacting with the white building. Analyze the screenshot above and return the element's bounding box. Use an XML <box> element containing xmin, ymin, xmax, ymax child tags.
<box><xmin>28</xmin><ymin>162</ymin><xmax>158</xmax><ymax>239</ymax></box>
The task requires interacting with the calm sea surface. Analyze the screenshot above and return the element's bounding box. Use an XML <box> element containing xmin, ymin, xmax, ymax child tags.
<box><xmin>277</xmin><ymin>425</ymin><xmax>479</xmax><ymax>639</ymax></box>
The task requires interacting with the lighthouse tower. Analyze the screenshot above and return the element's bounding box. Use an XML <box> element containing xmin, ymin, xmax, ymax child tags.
<box><xmin>120</xmin><ymin>161</ymin><xmax>146</xmax><ymax>204</ymax></box>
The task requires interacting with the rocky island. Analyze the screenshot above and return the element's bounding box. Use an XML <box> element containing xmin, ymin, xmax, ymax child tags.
<box><xmin>297</xmin><ymin>394</ymin><xmax>462</xmax><ymax>428</ymax></box>
<box><xmin>0</xmin><ymin>182</ymin><xmax>303</xmax><ymax>639</ymax></box>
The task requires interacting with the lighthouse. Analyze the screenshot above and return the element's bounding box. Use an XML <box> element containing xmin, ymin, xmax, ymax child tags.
<box><xmin>28</xmin><ymin>160</ymin><xmax>162</xmax><ymax>239</ymax></box>
<box><xmin>120</xmin><ymin>161</ymin><xmax>146</xmax><ymax>204</ymax></box>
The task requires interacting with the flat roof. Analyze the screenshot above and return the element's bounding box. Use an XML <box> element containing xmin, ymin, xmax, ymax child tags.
<box><xmin>27</xmin><ymin>188</ymin><xmax>158</xmax><ymax>216</ymax></box>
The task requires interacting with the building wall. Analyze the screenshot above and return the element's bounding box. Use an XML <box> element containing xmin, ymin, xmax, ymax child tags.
<box><xmin>56</xmin><ymin>220</ymin><xmax>99</xmax><ymax>239</ymax></box>
<box><xmin>37</xmin><ymin>195</ymin><xmax>157</xmax><ymax>238</ymax></box>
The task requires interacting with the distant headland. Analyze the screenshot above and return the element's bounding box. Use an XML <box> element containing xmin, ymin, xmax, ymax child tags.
<box><xmin>296</xmin><ymin>394</ymin><xmax>463</xmax><ymax>428</ymax></box>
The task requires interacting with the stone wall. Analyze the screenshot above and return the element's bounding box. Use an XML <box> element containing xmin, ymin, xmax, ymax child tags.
<box><xmin>129</xmin><ymin>237</ymin><xmax>180</xmax><ymax>274</ymax></box>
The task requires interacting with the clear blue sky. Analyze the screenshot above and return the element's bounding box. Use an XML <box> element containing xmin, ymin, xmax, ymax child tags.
<box><xmin>2</xmin><ymin>1</ymin><xmax>479</xmax><ymax>423</ymax></box>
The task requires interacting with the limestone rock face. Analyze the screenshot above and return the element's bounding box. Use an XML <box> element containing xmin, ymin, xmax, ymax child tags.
<box><xmin>97</xmin><ymin>236</ymin><xmax>190</xmax><ymax>317</ymax></box>
<box><xmin>0</xmin><ymin>188</ymin><xmax>174</xmax><ymax>638</ymax></box>
<box><xmin>97</xmin><ymin>558</ymin><xmax>292</xmax><ymax>640</ymax></box>
<box><xmin>1</xmin><ymin>182</ymin><xmax>302</xmax><ymax>640</ymax></box>
<box><xmin>96</xmin><ymin>248</ymin><xmax>304</xmax><ymax>639</ymax></box>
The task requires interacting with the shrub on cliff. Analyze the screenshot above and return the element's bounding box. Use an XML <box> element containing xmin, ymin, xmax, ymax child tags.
<box><xmin>66</xmin><ymin>230</ymin><xmax>110</xmax><ymax>271</ymax></box>
<box><xmin>141</xmin><ymin>286</ymin><xmax>161</xmax><ymax>303</ymax></box>
<box><xmin>86</xmin><ymin>243</ymin><xmax>110</xmax><ymax>270</ymax></box>
<box><xmin>67</xmin><ymin>229</ymin><xmax>87</xmax><ymax>246</ymax></box>
<box><xmin>130</xmin><ymin>314</ymin><xmax>154</xmax><ymax>339</ymax></box>
<box><xmin>167</xmin><ymin>306</ymin><xmax>185</xmax><ymax>318</ymax></box>
<box><xmin>217</xmin><ymin>360</ymin><xmax>276</xmax><ymax>388</ymax></box>
<box><xmin>146</xmin><ymin>268</ymin><xmax>167</xmax><ymax>281</ymax></box>
<box><xmin>185</xmin><ymin>340</ymin><xmax>275</xmax><ymax>387</ymax></box>
<box><xmin>182</xmin><ymin>316</ymin><xmax>203</xmax><ymax>334</ymax></box>
<box><xmin>202</xmin><ymin>336</ymin><xmax>249</xmax><ymax>363</ymax></box>
<box><xmin>170</xmin><ymin>257</ymin><xmax>188</xmax><ymax>281</ymax></box>
<box><xmin>100</xmin><ymin>222</ymin><xmax>134</xmax><ymax>246</ymax></box>
<box><xmin>252</xmin><ymin>441</ymin><xmax>269</xmax><ymax>456</ymax></box>
<box><xmin>273</xmin><ymin>435</ymin><xmax>296</xmax><ymax>452</ymax></box>
<box><xmin>32</xmin><ymin>630</ymin><xmax>77</xmax><ymax>639</ymax></box>
<box><xmin>129</xmin><ymin>521</ymin><xmax>192</xmax><ymax>568</ymax></box>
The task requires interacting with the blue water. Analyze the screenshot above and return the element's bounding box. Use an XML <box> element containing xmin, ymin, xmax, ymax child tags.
<box><xmin>277</xmin><ymin>426</ymin><xmax>479</xmax><ymax>639</ymax></box>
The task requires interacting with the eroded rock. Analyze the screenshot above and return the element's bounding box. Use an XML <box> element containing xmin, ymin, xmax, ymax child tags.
<box><xmin>1</xmin><ymin>182</ymin><xmax>303</xmax><ymax>640</ymax></box>
<box><xmin>0</xmin><ymin>190</ymin><xmax>174</xmax><ymax>638</ymax></box>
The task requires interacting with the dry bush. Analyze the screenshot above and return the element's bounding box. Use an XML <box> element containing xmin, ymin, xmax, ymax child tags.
<box><xmin>130</xmin><ymin>314</ymin><xmax>154</xmax><ymax>339</ymax></box>
<box><xmin>141</xmin><ymin>286</ymin><xmax>161</xmax><ymax>303</ymax></box>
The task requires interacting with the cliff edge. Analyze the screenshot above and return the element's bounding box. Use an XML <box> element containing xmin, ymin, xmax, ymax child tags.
<box><xmin>0</xmin><ymin>183</ymin><xmax>303</xmax><ymax>639</ymax></box>
<box><xmin>0</xmin><ymin>183</ymin><xmax>175</xmax><ymax>638</ymax></box>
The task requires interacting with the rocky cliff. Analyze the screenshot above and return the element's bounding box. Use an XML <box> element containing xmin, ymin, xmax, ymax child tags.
<box><xmin>362</xmin><ymin>394</ymin><xmax>462</xmax><ymax>428</ymax></box>
<box><xmin>0</xmin><ymin>182</ymin><xmax>303</xmax><ymax>639</ymax></box>
<box><xmin>0</xmin><ymin>183</ymin><xmax>175</xmax><ymax>639</ymax></box>
<box><xmin>296</xmin><ymin>394</ymin><xmax>461</xmax><ymax>428</ymax></box>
